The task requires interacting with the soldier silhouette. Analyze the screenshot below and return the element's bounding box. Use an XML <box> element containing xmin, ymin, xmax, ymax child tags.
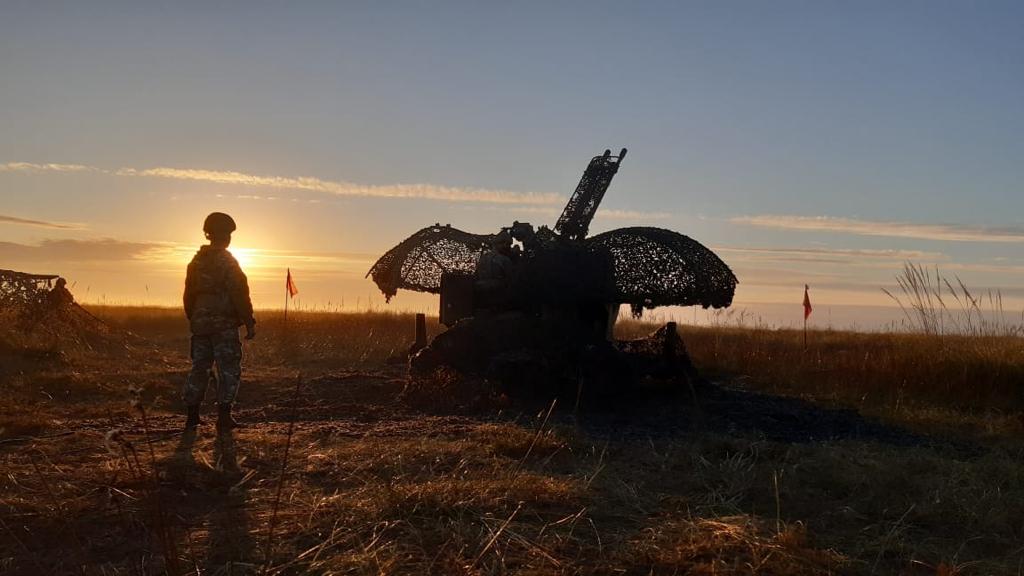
<box><xmin>182</xmin><ymin>212</ymin><xmax>255</xmax><ymax>431</ymax></box>
<box><xmin>48</xmin><ymin>277</ymin><xmax>75</xmax><ymax>307</ymax></box>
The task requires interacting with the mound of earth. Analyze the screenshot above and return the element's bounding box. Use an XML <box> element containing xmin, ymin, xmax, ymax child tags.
<box><xmin>0</xmin><ymin>301</ymin><xmax>148</xmax><ymax>371</ymax></box>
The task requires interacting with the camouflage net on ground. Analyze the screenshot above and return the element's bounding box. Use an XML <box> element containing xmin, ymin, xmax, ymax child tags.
<box><xmin>586</xmin><ymin>227</ymin><xmax>737</xmax><ymax>311</ymax></box>
<box><xmin>0</xmin><ymin>269</ymin><xmax>127</xmax><ymax>357</ymax></box>
<box><xmin>366</xmin><ymin>225</ymin><xmax>493</xmax><ymax>301</ymax></box>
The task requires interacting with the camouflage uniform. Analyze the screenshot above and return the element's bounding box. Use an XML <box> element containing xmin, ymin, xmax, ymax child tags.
<box><xmin>183</xmin><ymin>246</ymin><xmax>255</xmax><ymax>406</ymax></box>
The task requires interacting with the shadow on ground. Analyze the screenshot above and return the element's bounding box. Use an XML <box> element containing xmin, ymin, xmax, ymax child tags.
<box><xmin>164</xmin><ymin>428</ymin><xmax>258</xmax><ymax>574</ymax></box>
<box><xmin>564</xmin><ymin>379</ymin><xmax>968</xmax><ymax>449</ymax></box>
<box><xmin>310</xmin><ymin>371</ymin><xmax>972</xmax><ymax>452</ymax></box>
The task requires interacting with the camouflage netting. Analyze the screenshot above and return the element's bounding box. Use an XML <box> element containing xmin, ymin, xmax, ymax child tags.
<box><xmin>1</xmin><ymin>269</ymin><xmax>59</xmax><ymax>309</ymax></box>
<box><xmin>366</xmin><ymin>149</ymin><xmax>737</xmax><ymax>313</ymax></box>
<box><xmin>0</xmin><ymin>269</ymin><xmax>129</xmax><ymax>358</ymax></box>
<box><xmin>586</xmin><ymin>227</ymin><xmax>737</xmax><ymax>311</ymax></box>
<box><xmin>367</xmin><ymin>225</ymin><xmax>737</xmax><ymax>312</ymax></box>
<box><xmin>366</xmin><ymin>224</ymin><xmax>493</xmax><ymax>301</ymax></box>
<box><xmin>554</xmin><ymin>150</ymin><xmax>624</xmax><ymax>241</ymax></box>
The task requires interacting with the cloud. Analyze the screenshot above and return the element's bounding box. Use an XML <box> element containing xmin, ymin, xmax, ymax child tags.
<box><xmin>596</xmin><ymin>209</ymin><xmax>672</xmax><ymax>221</ymax></box>
<box><xmin>2</xmin><ymin>160</ymin><xmax>570</xmax><ymax>206</ymax></box>
<box><xmin>716</xmin><ymin>246</ymin><xmax>945</xmax><ymax>264</ymax></box>
<box><xmin>0</xmin><ymin>162</ymin><xmax>99</xmax><ymax>173</ymax></box>
<box><xmin>0</xmin><ymin>238</ymin><xmax>164</xmax><ymax>263</ymax></box>
<box><xmin>730</xmin><ymin>214</ymin><xmax>1024</xmax><ymax>243</ymax></box>
<box><xmin>471</xmin><ymin>205</ymin><xmax>673</xmax><ymax>222</ymax></box>
<box><xmin>114</xmin><ymin>166</ymin><xmax>562</xmax><ymax>205</ymax></box>
<box><xmin>3</xmin><ymin>159</ymin><xmax>675</xmax><ymax>214</ymax></box>
<box><xmin>0</xmin><ymin>237</ymin><xmax>383</xmax><ymax>283</ymax></box>
<box><xmin>934</xmin><ymin>261</ymin><xmax>1024</xmax><ymax>276</ymax></box>
<box><xmin>0</xmin><ymin>214</ymin><xmax>85</xmax><ymax>230</ymax></box>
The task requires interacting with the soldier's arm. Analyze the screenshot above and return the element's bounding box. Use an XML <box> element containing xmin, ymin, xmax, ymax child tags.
<box><xmin>226</xmin><ymin>260</ymin><xmax>256</xmax><ymax>329</ymax></box>
<box><xmin>183</xmin><ymin>264</ymin><xmax>196</xmax><ymax>319</ymax></box>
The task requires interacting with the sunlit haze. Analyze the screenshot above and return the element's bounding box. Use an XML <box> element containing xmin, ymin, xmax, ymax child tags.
<box><xmin>3</xmin><ymin>2</ymin><xmax>1023</xmax><ymax>329</ymax></box>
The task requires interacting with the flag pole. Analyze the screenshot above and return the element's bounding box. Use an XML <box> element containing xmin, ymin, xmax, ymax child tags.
<box><xmin>802</xmin><ymin>284</ymin><xmax>810</xmax><ymax>349</ymax></box>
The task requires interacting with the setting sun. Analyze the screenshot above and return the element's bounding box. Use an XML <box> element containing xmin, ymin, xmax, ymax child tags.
<box><xmin>227</xmin><ymin>247</ymin><xmax>259</xmax><ymax>270</ymax></box>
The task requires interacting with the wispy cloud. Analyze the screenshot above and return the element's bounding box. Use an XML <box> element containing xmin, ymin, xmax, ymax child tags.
<box><xmin>1</xmin><ymin>160</ymin><xmax>679</xmax><ymax>216</ymax></box>
<box><xmin>731</xmin><ymin>214</ymin><xmax>1024</xmax><ymax>243</ymax></box>
<box><xmin>596</xmin><ymin>209</ymin><xmax>672</xmax><ymax>221</ymax></box>
<box><xmin>114</xmin><ymin>166</ymin><xmax>562</xmax><ymax>205</ymax></box>
<box><xmin>472</xmin><ymin>205</ymin><xmax>673</xmax><ymax>222</ymax></box>
<box><xmin>0</xmin><ymin>238</ymin><xmax>164</xmax><ymax>263</ymax></box>
<box><xmin>0</xmin><ymin>238</ymin><xmax>376</xmax><ymax>276</ymax></box>
<box><xmin>2</xmin><ymin>160</ymin><xmax>565</xmax><ymax>205</ymax></box>
<box><xmin>716</xmin><ymin>246</ymin><xmax>945</xmax><ymax>263</ymax></box>
<box><xmin>0</xmin><ymin>162</ymin><xmax>99</xmax><ymax>173</ymax></box>
<box><xmin>0</xmin><ymin>214</ymin><xmax>85</xmax><ymax>230</ymax></box>
<box><xmin>144</xmin><ymin>243</ymin><xmax>377</xmax><ymax>268</ymax></box>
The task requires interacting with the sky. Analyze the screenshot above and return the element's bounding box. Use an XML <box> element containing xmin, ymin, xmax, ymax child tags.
<box><xmin>2</xmin><ymin>1</ymin><xmax>1023</xmax><ymax>329</ymax></box>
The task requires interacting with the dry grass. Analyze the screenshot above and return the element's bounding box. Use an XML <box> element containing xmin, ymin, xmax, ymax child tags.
<box><xmin>1</xmin><ymin>306</ymin><xmax>1023</xmax><ymax>574</ymax></box>
<box><xmin>620</xmin><ymin>322</ymin><xmax>1024</xmax><ymax>438</ymax></box>
<box><xmin>882</xmin><ymin>262</ymin><xmax>1024</xmax><ymax>338</ymax></box>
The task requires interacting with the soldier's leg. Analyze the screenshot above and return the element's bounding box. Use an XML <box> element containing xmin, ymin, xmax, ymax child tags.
<box><xmin>185</xmin><ymin>334</ymin><xmax>215</xmax><ymax>406</ymax></box>
<box><xmin>212</xmin><ymin>327</ymin><xmax>243</xmax><ymax>405</ymax></box>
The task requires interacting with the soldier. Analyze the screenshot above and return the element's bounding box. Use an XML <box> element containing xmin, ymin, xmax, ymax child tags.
<box><xmin>183</xmin><ymin>212</ymin><xmax>256</xmax><ymax>431</ymax></box>
<box><xmin>474</xmin><ymin>231</ymin><xmax>517</xmax><ymax>310</ymax></box>
<box><xmin>48</xmin><ymin>277</ymin><xmax>75</xmax><ymax>307</ymax></box>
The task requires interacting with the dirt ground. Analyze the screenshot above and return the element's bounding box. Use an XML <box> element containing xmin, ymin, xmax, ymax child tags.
<box><xmin>1</xmin><ymin>308</ymin><xmax>1022</xmax><ymax>575</ymax></box>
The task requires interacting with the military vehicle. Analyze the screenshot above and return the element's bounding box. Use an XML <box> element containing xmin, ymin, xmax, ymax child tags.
<box><xmin>367</xmin><ymin>149</ymin><xmax>737</xmax><ymax>399</ymax></box>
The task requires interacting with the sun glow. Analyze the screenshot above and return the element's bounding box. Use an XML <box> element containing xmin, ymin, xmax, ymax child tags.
<box><xmin>155</xmin><ymin>244</ymin><xmax>263</xmax><ymax>270</ymax></box>
<box><xmin>228</xmin><ymin>247</ymin><xmax>260</xmax><ymax>269</ymax></box>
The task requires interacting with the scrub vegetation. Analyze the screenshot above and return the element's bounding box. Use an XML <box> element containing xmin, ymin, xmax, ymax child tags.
<box><xmin>1</xmin><ymin>306</ymin><xmax>1022</xmax><ymax>575</ymax></box>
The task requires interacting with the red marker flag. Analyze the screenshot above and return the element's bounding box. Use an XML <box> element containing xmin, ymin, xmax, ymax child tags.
<box><xmin>286</xmin><ymin>268</ymin><xmax>299</xmax><ymax>298</ymax></box>
<box><xmin>803</xmin><ymin>284</ymin><xmax>812</xmax><ymax>319</ymax></box>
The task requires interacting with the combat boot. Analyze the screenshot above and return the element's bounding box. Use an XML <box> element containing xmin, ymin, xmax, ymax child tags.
<box><xmin>216</xmin><ymin>403</ymin><xmax>238</xmax><ymax>431</ymax></box>
<box><xmin>185</xmin><ymin>405</ymin><xmax>201</xmax><ymax>430</ymax></box>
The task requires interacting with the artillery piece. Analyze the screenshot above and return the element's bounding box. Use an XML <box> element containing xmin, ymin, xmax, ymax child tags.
<box><xmin>367</xmin><ymin>149</ymin><xmax>737</xmax><ymax>400</ymax></box>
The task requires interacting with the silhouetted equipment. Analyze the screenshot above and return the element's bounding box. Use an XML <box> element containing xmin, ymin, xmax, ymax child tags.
<box><xmin>411</xmin><ymin>312</ymin><xmax>428</xmax><ymax>355</ymax></box>
<box><xmin>0</xmin><ymin>269</ymin><xmax>61</xmax><ymax>309</ymax></box>
<box><xmin>0</xmin><ymin>269</ymin><xmax>113</xmax><ymax>342</ymax></box>
<box><xmin>440</xmin><ymin>272</ymin><xmax>475</xmax><ymax>326</ymax></box>
<box><xmin>555</xmin><ymin>148</ymin><xmax>626</xmax><ymax>242</ymax></box>
<box><xmin>366</xmin><ymin>149</ymin><xmax>738</xmax><ymax>399</ymax></box>
<box><xmin>368</xmin><ymin>224</ymin><xmax>492</xmax><ymax>302</ymax></box>
<box><xmin>587</xmin><ymin>226</ymin><xmax>736</xmax><ymax>312</ymax></box>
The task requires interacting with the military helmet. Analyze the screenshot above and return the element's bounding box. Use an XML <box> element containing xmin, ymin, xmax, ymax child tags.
<box><xmin>203</xmin><ymin>212</ymin><xmax>237</xmax><ymax>235</ymax></box>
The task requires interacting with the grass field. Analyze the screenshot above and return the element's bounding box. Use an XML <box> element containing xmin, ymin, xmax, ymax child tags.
<box><xmin>1</xmin><ymin>306</ymin><xmax>1023</xmax><ymax>575</ymax></box>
